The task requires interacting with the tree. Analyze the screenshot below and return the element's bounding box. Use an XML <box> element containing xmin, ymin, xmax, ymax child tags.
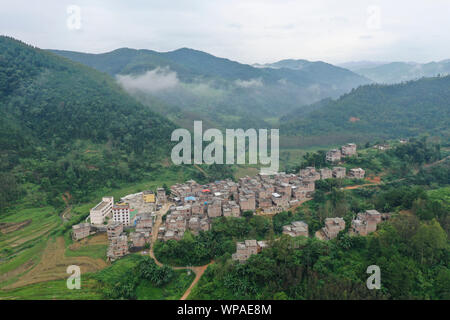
<box><xmin>412</xmin><ymin>219</ymin><xmax>447</xmax><ymax>265</ymax></box>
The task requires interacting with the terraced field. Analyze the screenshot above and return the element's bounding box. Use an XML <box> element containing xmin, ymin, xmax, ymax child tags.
<box><xmin>0</xmin><ymin>206</ymin><xmax>61</xmax><ymax>288</ymax></box>
<box><xmin>0</xmin><ymin>277</ymin><xmax>103</xmax><ymax>300</ymax></box>
<box><xmin>4</xmin><ymin>237</ymin><xmax>108</xmax><ymax>290</ymax></box>
<box><xmin>0</xmin><ymin>175</ymin><xmax>188</xmax><ymax>298</ymax></box>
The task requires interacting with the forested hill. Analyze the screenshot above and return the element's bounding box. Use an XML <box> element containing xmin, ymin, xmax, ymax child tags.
<box><xmin>50</xmin><ymin>48</ymin><xmax>371</xmax><ymax>130</ymax></box>
<box><xmin>353</xmin><ymin>61</ymin><xmax>450</xmax><ymax>84</ymax></box>
<box><xmin>51</xmin><ymin>48</ymin><xmax>370</xmax><ymax>87</ymax></box>
<box><xmin>281</xmin><ymin>76</ymin><xmax>450</xmax><ymax>144</ymax></box>
<box><xmin>0</xmin><ymin>36</ymin><xmax>176</xmax><ymax>207</ymax></box>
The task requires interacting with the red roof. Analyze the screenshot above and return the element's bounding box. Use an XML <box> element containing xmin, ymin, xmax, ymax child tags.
<box><xmin>202</xmin><ymin>189</ymin><xmax>211</xmax><ymax>193</ymax></box>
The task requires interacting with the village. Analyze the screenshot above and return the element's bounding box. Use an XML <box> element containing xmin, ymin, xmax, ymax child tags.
<box><xmin>71</xmin><ymin>143</ymin><xmax>388</xmax><ymax>263</ymax></box>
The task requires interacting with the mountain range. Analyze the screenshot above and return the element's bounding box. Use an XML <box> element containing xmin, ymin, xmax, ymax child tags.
<box><xmin>281</xmin><ymin>75</ymin><xmax>450</xmax><ymax>146</ymax></box>
<box><xmin>0</xmin><ymin>36</ymin><xmax>176</xmax><ymax>206</ymax></box>
<box><xmin>50</xmin><ymin>48</ymin><xmax>371</xmax><ymax>130</ymax></box>
<box><xmin>341</xmin><ymin>60</ymin><xmax>450</xmax><ymax>84</ymax></box>
<box><xmin>1</xmin><ymin>35</ymin><xmax>449</xmax><ymax>206</ymax></box>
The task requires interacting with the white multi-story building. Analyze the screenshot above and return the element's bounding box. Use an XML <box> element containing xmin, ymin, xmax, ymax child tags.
<box><xmin>112</xmin><ymin>202</ymin><xmax>131</xmax><ymax>226</ymax></box>
<box><xmin>90</xmin><ymin>196</ymin><xmax>114</xmax><ymax>225</ymax></box>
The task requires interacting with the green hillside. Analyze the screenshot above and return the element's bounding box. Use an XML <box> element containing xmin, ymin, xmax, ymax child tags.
<box><xmin>0</xmin><ymin>36</ymin><xmax>177</xmax><ymax>208</ymax></box>
<box><xmin>355</xmin><ymin>61</ymin><xmax>450</xmax><ymax>84</ymax></box>
<box><xmin>281</xmin><ymin>76</ymin><xmax>450</xmax><ymax>146</ymax></box>
<box><xmin>51</xmin><ymin>48</ymin><xmax>371</xmax><ymax>130</ymax></box>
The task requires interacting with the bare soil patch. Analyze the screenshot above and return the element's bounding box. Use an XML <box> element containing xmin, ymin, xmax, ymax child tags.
<box><xmin>69</xmin><ymin>233</ymin><xmax>108</xmax><ymax>250</ymax></box>
<box><xmin>4</xmin><ymin>237</ymin><xmax>108</xmax><ymax>289</ymax></box>
<box><xmin>0</xmin><ymin>220</ymin><xmax>32</xmax><ymax>235</ymax></box>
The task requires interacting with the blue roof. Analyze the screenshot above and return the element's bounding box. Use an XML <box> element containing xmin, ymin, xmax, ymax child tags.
<box><xmin>185</xmin><ymin>196</ymin><xmax>196</xmax><ymax>201</ymax></box>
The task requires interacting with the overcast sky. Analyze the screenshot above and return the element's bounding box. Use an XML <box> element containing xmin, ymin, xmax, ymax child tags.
<box><xmin>1</xmin><ymin>0</ymin><xmax>450</xmax><ymax>64</ymax></box>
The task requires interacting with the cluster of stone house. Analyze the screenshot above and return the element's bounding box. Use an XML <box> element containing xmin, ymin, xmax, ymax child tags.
<box><xmin>348</xmin><ymin>168</ymin><xmax>366</xmax><ymax>179</ymax></box>
<box><xmin>105</xmin><ymin>213</ymin><xmax>154</xmax><ymax>261</ymax></box>
<box><xmin>319</xmin><ymin>217</ymin><xmax>346</xmax><ymax>240</ymax></box>
<box><xmin>130</xmin><ymin>213</ymin><xmax>153</xmax><ymax>249</ymax></box>
<box><xmin>231</xmin><ymin>240</ymin><xmax>268</xmax><ymax>263</ymax></box>
<box><xmin>89</xmin><ymin>188</ymin><xmax>167</xmax><ymax>226</ymax></box>
<box><xmin>158</xmin><ymin>206</ymin><xmax>211</xmax><ymax>241</ymax></box>
<box><xmin>373</xmin><ymin>143</ymin><xmax>390</xmax><ymax>151</ymax></box>
<box><xmin>326</xmin><ymin>143</ymin><xmax>357</xmax><ymax>163</ymax></box>
<box><xmin>72</xmin><ymin>211</ymin><xmax>154</xmax><ymax>261</ymax></box>
<box><xmin>282</xmin><ymin>221</ymin><xmax>309</xmax><ymax>237</ymax></box>
<box><xmin>350</xmin><ymin>210</ymin><xmax>384</xmax><ymax>236</ymax></box>
<box><xmin>230</xmin><ymin>211</ymin><xmax>385</xmax><ymax>263</ymax></box>
<box><xmin>71</xmin><ymin>188</ymin><xmax>168</xmax><ymax>261</ymax></box>
<box><xmin>159</xmin><ymin>172</ymin><xmax>320</xmax><ymax>241</ymax></box>
<box><xmin>71</xmin><ymin>223</ymin><xmax>93</xmax><ymax>241</ymax></box>
<box><xmin>312</xmin><ymin>209</ymin><xmax>387</xmax><ymax>241</ymax></box>
<box><xmin>311</xmin><ymin>166</ymin><xmax>365</xmax><ymax>180</ymax></box>
<box><xmin>231</xmin><ymin>209</ymin><xmax>387</xmax><ymax>262</ymax></box>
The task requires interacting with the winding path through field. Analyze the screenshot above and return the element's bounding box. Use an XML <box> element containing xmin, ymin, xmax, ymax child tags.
<box><xmin>148</xmin><ymin>202</ymin><xmax>212</xmax><ymax>300</ymax></box>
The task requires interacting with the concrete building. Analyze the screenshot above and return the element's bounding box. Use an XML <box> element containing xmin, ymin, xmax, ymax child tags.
<box><xmin>163</xmin><ymin>229</ymin><xmax>184</xmax><ymax>241</ymax></box>
<box><xmin>207</xmin><ymin>200</ymin><xmax>222</xmax><ymax>218</ymax></box>
<box><xmin>257</xmin><ymin>197</ymin><xmax>273</xmax><ymax>209</ymax></box>
<box><xmin>373</xmin><ymin>144</ymin><xmax>390</xmax><ymax>151</ymax></box>
<box><xmin>320</xmin><ymin>168</ymin><xmax>333</xmax><ymax>180</ymax></box>
<box><xmin>349</xmin><ymin>168</ymin><xmax>365</xmax><ymax>179</ymax></box>
<box><xmin>130</xmin><ymin>232</ymin><xmax>146</xmax><ymax>248</ymax></box>
<box><xmin>282</xmin><ymin>221</ymin><xmax>308</xmax><ymax>237</ymax></box>
<box><xmin>359</xmin><ymin>210</ymin><xmax>381</xmax><ymax>233</ymax></box>
<box><xmin>90</xmin><ymin>196</ymin><xmax>114</xmax><ymax>225</ymax></box>
<box><xmin>72</xmin><ymin>223</ymin><xmax>91</xmax><ymax>241</ymax></box>
<box><xmin>191</xmin><ymin>202</ymin><xmax>205</xmax><ymax>215</ymax></box>
<box><xmin>271</xmin><ymin>193</ymin><xmax>289</xmax><ymax>209</ymax></box>
<box><xmin>232</xmin><ymin>240</ymin><xmax>261</xmax><ymax>263</ymax></box>
<box><xmin>332</xmin><ymin>167</ymin><xmax>347</xmax><ymax>178</ymax></box>
<box><xmin>107</xmin><ymin>235</ymin><xmax>129</xmax><ymax>261</ymax></box>
<box><xmin>299</xmin><ymin>167</ymin><xmax>321</xmax><ymax>182</ymax></box>
<box><xmin>142</xmin><ymin>190</ymin><xmax>155</xmax><ymax>203</ymax></box>
<box><xmin>322</xmin><ymin>217</ymin><xmax>346</xmax><ymax>240</ymax></box>
<box><xmin>112</xmin><ymin>202</ymin><xmax>131</xmax><ymax>226</ymax></box>
<box><xmin>107</xmin><ymin>221</ymin><xmax>123</xmax><ymax>239</ymax></box>
<box><xmin>157</xmin><ymin>188</ymin><xmax>167</xmax><ymax>204</ymax></box>
<box><xmin>188</xmin><ymin>217</ymin><xmax>210</xmax><ymax>235</ymax></box>
<box><xmin>135</xmin><ymin>213</ymin><xmax>153</xmax><ymax>232</ymax></box>
<box><xmin>292</xmin><ymin>187</ymin><xmax>308</xmax><ymax>201</ymax></box>
<box><xmin>276</xmin><ymin>183</ymin><xmax>293</xmax><ymax>198</ymax></box>
<box><xmin>350</xmin><ymin>210</ymin><xmax>382</xmax><ymax>236</ymax></box>
<box><xmin>350</xmin><ymin>219</ymin><xmax>367</xmax><ymax>236</ymax></box>
<box><xmin>239</xmin><ymin>195</ymin><xmax>256</xmax><ymax>212</ymax></box>
<box><xmin>223</xmin><ymin>201</ymin><xmax>241</xmax><ymax>217</ymax></box>
<box><xmin>326</xmin><ymin>149</ymin><xmax>341</xmax><ymax>163</ymax></box>
<box><xmin>341</xmin><ymin>143</ymin><xmax>357</xmax><ymax>157</ymax></box>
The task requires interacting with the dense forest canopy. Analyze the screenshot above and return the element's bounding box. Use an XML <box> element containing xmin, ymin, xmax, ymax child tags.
<box><xmin>351</xmin><ymin>60</ymin><xmax>450</xmax><ymax>84</ymax></box>
<box><xmin>281</xmin><ymin>76</ymin><xmax>450</xmax><ymax>144</ymax></box>
<box><xmin>0</xmin><ymin>36</ymin><xmax>177</xmax><ymax>207</ymax></box>
<box><xmin>51</xmin><ymin>47</ymin><xmax>371</xmax><ymax>130</ymax></box>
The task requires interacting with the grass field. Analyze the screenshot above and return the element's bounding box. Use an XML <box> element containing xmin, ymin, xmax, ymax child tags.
<box><xmin>94</xmin><ymin>254</ymin><xmax>195</xmax><ymax>300</ymax></box>
<box><xmin>3</xmin><ymin>237</ymin><xmax>108</xmax><ymax>290</ymax></box>
<box><xmin>0</xmin><ymin>170</ymin><xmax>191</xmax><ymax>295</ymax></box>
<box><xmin>0</xmin><ymin>277</ymin><xmax>103</xmax><ymax>300</ymax></box>
<box><xmin>234</xmin><ymin>165</ymin><xmax>260</xmax><ymax>179</ymax></box>
<box><xmin>136</xmin><ymin>270</ymin><xmax>195</xmax><ymax>300</ymax></box>
<box><xmin>0</xmin><ymin>205</ymin><xmax>61</xmax><ymax>288</ymax></box>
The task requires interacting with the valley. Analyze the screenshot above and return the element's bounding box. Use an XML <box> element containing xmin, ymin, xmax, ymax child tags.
<box><xmin>0</xmin><ymin>36</ymin><xmax>449</xmax><ymax>301</ymax></box>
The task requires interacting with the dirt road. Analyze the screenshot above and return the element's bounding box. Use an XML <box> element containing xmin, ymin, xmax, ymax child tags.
<box><xmin>180</xmin><ymin>262</ymin><xmax>212</xmax><ymax>300</ymax></box>
<box><xmin>148</xmin><ymin>202</ymin><xmax>212</xmax><ymax>300</ymax></box>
